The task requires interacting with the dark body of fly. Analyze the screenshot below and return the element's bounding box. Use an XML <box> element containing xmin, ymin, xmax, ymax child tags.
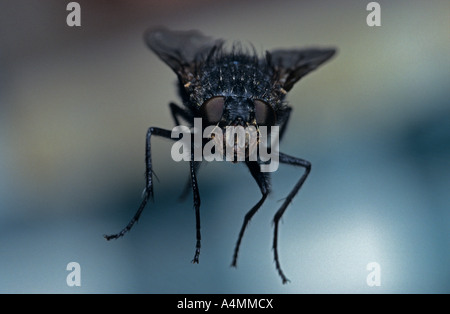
<box><xmin>104</xmin><ymin>28</ymin><xmax>336</xmax><ymax>284</ymax></box>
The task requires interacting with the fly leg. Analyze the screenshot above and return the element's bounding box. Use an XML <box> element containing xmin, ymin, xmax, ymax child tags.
<box><xmin>231</xmin><ymin>161</ymin><xmax>270</xmax><ymax>267</ymax></box>
<box><xmin>190</xmin><ymin>155</ymin><xmax>202</xmax><ymax>263</ymax></box>
<box><xmin>169</xmin><ymin>102</ymin><xmax>193</xmax><ymax>126</ymax></box>
<box><xmin>272</xmin><ymin>152</ymin><xmax>311</xmax><ymax>284</ymax></box>
<box><xmin>104</xmin><ymin>127</ymin><xmax>173</xmax><ymax>240</ymax></box>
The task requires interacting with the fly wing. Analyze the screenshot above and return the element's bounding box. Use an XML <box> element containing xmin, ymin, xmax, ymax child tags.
<box><xmin>145</xmin><ymin>27</ymin><xmax>224</xmax><ymax>82</ymax></box>
<box><xmin>268</xmin><ymin>48</ymin><xmax>336</xmax><ymax>91</ymax></box>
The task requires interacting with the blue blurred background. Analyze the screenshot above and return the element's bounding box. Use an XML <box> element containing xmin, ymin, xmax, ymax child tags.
<box><xmin>0</xmin><ymin>0</ymin><xmax>448</xmax><ymax>293</ymax></box>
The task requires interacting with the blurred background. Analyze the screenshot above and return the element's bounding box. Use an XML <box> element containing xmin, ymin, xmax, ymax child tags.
<box><xmin>0</xmin><ymin>0</ymin><xmax>448</xmax><ymax>293</ymax></box>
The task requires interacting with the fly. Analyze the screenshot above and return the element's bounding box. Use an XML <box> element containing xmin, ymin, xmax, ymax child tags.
<box><xmin>104</xmin><ymin>27</ymin><xmax>336</xmax><ymax>284</ymax></box>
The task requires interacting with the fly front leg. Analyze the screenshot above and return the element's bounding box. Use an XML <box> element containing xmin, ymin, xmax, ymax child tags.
<box><xmin>169</xmin><ymin>102</ymin><xmax>200</xmax><ymax>201</ymax></box>
<box><xmin>272</xmin><ymin>152</ymin><xmax>311</xmax><ymax>284</ymax></box>
<box><xmin>104</xmin><ymin>127</ymin><xmax>173</xmax><ymax>240</ymax></box>
<box><xmin>231</xmin><ymin>161</ymin><xmax>270</xmax><ymax>267</ymax></box>
<box><xmin>169</xmin><ymin>102</ymin><xmax>193</xmax><ymax>126</ymax></box>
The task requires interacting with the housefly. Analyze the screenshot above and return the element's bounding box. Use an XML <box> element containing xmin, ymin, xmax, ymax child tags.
<box><xmin>104</xmin><ymin>27</ymin><xmax>336</xmax><ymax>283</ymax></box>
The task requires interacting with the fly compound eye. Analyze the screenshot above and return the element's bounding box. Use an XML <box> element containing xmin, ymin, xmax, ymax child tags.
<box><xmin>254</xmin><ymin>99</ymin><xmax>276</xmax><ymax>126</ymax></box>
<box><xmin>200</xmin><ymin>96</ymin><xmax>225</xmax><ymax>124</ymax></box>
